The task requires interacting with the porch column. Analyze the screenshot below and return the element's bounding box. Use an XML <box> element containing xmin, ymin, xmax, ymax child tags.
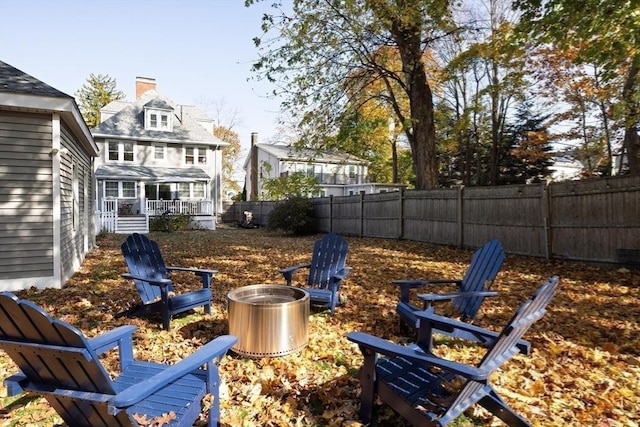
<box><xmin>139</xmin><ymin>182</ymin><xmax>146</xmax><ymax>214</ymax></box>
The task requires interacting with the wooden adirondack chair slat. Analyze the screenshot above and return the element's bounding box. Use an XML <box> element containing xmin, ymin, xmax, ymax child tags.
<box><xmin>279</xmin><ymin>232</ymin><xmax>352</xmax><ymax>315</ymax></box>
<box><xmin>121</xmin><ymin>233</ymin><xmax>217</xmax><ymax>330</ymax></box>
<box><xmin>0</xmin><ymin>292</ymin><xmax>237</xmax><ymax>426</ymax></box>
<box><xmin>348</xmin><ymin>276</ymin><xmax>559</xmax><ymax>427</ymax></box>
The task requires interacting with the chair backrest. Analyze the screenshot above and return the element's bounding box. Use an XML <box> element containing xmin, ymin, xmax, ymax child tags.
<box><xmin>453</xmin><ymin>239</ymin><xmax>505</xmax><ymax>319</ymax></box>
<box><xmin>121</xmin><ymin>233</ymin><xmax>172</xmax><ymax>304</ymax></box>
<box><xmin>0</xmin><ymin>292</ymin><xmax>115</xmax><ymax>395</ymax></box>
<box><xmin>444</xmin><ymin>276</ymin><xmax>558</xmax><ymax>420</ymax></box>
<box><xmin>307</xmin><ymin>233</ymin><xmax>349</xmax><ymax>289</ymax></box>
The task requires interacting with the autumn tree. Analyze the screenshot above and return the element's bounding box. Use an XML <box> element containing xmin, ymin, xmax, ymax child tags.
<box><xmin>514</xmin><ymin>0</ymin><xmax>640</xmax><ymax>175</ymax></box>
<box><xmin>246</xmin><ymin>0</ymin><xmax>459</xmax><ymax>189</ymax></box>
<box><xmin>262</xmin><ymin>171</ymin><xmax>320</xmax><ymax>200</ymax></box>
<box><xmin>200</xmin><ymin>98</ymin><xmax>244</xmax><ymax>198</ymax></box>
<box><xmin>75</xmin><ymin>73</ymin><xmax>125</xmax><ymax>128</ymax></box>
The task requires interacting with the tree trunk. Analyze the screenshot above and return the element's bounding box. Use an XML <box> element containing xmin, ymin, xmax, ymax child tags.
<box><xmin>390</xmin><ymin>20</ymin><xmax>438</xmax><ymax>189</ymax></box>
<box><xmin>622</xmin><ymin>57</ymin><xmax>639</xmax><ymax>175</ymax></box>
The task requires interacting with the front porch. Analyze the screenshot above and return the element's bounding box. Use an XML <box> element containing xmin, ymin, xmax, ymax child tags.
<box><xmin>96</xmin><ymin>199</ymin><xmax>216</xmax><ymax>234</ymax></box>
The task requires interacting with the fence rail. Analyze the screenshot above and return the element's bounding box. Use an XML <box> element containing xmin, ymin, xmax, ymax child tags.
<box><xmin>221</xmin><ymin>175</ymin><xmax>640</xmax><ymax>265</ymax></box>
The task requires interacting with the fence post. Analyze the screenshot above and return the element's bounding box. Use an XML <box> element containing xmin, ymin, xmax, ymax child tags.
<box><xmin>398</xmin><ymin>188</ymin><xmax>404</xmax><ymax>239</ymax></box>
<box><xmin>360</xmin><ymin>192</ymin><xmax>364</xmax><ymax>237</ymax></box>
<box><xmin>457</xmin><ymin>186</ymin><xmax>464</xmax><ymax>248</ymax></box>
<box><xmin>542</xmin><ymin>182</ymin><xmax>552</xmax><ymax>259</ymax></box>
<box><xmin>329</xmin><ymin>195</ymin><xmax>333</xmax><ymax>233</ymax></box>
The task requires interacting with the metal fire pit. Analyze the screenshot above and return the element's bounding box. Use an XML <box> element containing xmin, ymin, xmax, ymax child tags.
<box><xmin>227</xmin><ymin>284</ymin><xmax>309</xmax><ymax>358</ymax></box>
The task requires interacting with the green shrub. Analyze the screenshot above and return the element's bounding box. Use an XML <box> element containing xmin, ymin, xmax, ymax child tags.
<box><xmin>267</xmin><ymin>196</ymin><xmax>315</xmax><ymax>235</ymax></box>
<box><xmin>149</xmin><ymin>213</ymin><xmax>193</xmax><ymax>232</ymax></box>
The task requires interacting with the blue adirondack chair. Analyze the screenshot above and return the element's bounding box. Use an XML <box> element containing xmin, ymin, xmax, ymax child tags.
<box><xmin>0</xmin><ymin>292</ymin><xmax>237</xmax><ymax>427</ymax></box>
<box><xmin>348</xmin><ymin>275</ymin><xmax>559</xmax><ymax>427</ymax></box>
<box><xmin>279</xmin><ymin>232</ymin><xmax>351</xmax><ymax>315</ymax></box>
<box><xmin>121</xmin><ymin>233</ymin><xmax>217</xmax><ymax>330</ymax></box>
<box><xmin>395</xmin><ymin>239</ymin><xmax>505</xmax><ymax>336</ymax></box>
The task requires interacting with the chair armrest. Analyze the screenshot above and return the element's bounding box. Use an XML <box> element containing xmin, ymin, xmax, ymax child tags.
<box><xmin>393</xmin><ymin>279</ymin><xmax>462</xmax><ymax>288</ymax></box>
<box><xmin>415</xmin><ymin>310</ymin><xmax>530</xmax><ymax>355</ymax></box>
<box><xmin>121</xmin><ymin>273</ymin><xmax>172</xmax><ymax>288</ymax></box>
<box><xmin>167</xmin><ymin>267</ymin><xmax>218</xmax><ymax>288</ymax></box>
<box><xmin>417</xmin><ymin>290</ymin><xmax>499</xmax><ymax>303</ymax></box>
<box><xmin>394</xmin><ymin>279</ymin><xmax>462</xmax><ymax>303</ymax></box>
<box><xmin>347</xmin><ymin>331</ymin><xmax>487</xmax><ymax>380</ymax></box>
<box><xmin>88</xmin><ymin>325</ymin><xmax>136</xmax><ymax>355</ymax></box>
<box><xmin>88</xmin><ymin>325</ymin><xmax>136</xmax><ymax>371</ymax></box>
<box><xmin>167</xmin><ymin>267</ymin><xmax>218</xmax><ymax>276</ymax></box>
<box><xmin>279</xmin><ymin>263</ymin><xmax>311</xmax><ymax>285</ymax></box>
<box><xmin>110</xmin><ymin>335</ymin><xmax>238</xmax><ymax>409</ymax></box>
<box><xmin>332</xmin><ymin>266</ymin><xmax>352</xmax><ymax>281</ymax></box>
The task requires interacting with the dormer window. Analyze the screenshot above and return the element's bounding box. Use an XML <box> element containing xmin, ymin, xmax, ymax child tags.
<box><xmin>143</xmin><ymin>98</ymin><xmax>174</xmax><ymax>132</ymax></box>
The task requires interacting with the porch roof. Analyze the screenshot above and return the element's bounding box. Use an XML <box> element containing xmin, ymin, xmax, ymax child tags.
<box><xmin>96</xmin><ymin>164</ymin><xmax>210</xmax><ymax>182</ymax></box>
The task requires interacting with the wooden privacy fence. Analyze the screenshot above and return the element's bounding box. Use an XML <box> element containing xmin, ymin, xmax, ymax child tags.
<box><xmin>222</xmin><ymin>175</ymin><xmax>640</xmax><ymax>265</ymax></box>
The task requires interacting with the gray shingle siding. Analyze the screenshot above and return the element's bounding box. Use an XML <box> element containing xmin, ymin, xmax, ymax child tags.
<box><xmin>0</xmin><ymin>110</ymin><xmax>54</xmax><ymax>280</ymax></box>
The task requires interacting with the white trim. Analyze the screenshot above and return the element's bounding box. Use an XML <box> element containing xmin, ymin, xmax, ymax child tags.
<box><xmin>0</xmin><ymin>276</ymin><xmax>58</xmax><ymax>292</ymax></box>
<box><xmin>106</xmin><ymin>139</ymin><xmax>136</xmax><ymax>163</ymax></box>
<box><xmin>51</xmin><ymin>113</ymin><xmax>62</xmax><ymax>289</ymax></box>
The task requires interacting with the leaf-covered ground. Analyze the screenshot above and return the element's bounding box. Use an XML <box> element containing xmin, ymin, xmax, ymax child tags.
<box><xmin>1</xmin><ymin>228</ymin><xmax>639</xmax><ymax>426</ymax></box>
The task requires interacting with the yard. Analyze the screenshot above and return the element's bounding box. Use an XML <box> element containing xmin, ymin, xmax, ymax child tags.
<box><xmin>1</xmin><ymin>228</ymin><xmax>638</xmax><ymax>426</ymax></box>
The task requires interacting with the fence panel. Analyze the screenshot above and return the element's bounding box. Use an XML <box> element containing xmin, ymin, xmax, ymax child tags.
<box><xmin>402</xmin><ymin>189</ymin><xmax>458</xmax><ymax>246</ymax></box>
<box><xmin>549</xmin><ymin>176</ymin><xmax>640</xmax><ymax>262</ymax></box>
<box><xmin>362</xmin><ymin>192</ymin><xmax>402</xmax><ymax>238</ymax></box>
<box><xmin>330</xmin><ymin>195</ymin><xmax>362</xmax><ymax>235</ymax></box>
<box><xmin>463</xmin><ymin>184</ymin><xmax>546</xmax><ymax>255</ymax></box>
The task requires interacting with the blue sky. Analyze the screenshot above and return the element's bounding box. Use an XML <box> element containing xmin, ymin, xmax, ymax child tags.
<box><xmin>0</xmin><ymin>0</ymin><xmax>286</xmax><ymax>156</ymax></box>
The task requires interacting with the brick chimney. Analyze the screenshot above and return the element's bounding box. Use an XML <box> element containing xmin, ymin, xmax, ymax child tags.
<box><xmin>136</xmin><ymin>76</ymin><xmax>156</xmax><ymax>99</ymax></box>
<box><xmin>250</xmin><ymin>132</ymin><xmax>259</xmax><ymax>201</ymax></box>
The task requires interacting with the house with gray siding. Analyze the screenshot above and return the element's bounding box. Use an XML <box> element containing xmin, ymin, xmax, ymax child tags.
<box><xmin>0</xmin><ymin>60</ymin><xmax>99</xmax><ymax>292</ymax></box>
<box><xmin>92</xmin><ymin>77</ymin><xmax>227</xmax><ymax>232</ymax></box>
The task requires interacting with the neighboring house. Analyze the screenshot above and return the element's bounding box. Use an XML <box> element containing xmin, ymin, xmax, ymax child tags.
<box><xmin>549</xmin><ymin>154</ymin><xmax>582</xmax><ymax>181</ymax></box>
<box><xmin>92</xmin><ymin>77</ymin><xmax>228</xmax><ymax>232</ymax></box>
<box><xmin>0</xmin><ymin>61</ymin><xmax>98</xmax><ymax>292</ymax></box>
<box><xmin>244</xmin><ymin>134</ymin><xmax>406</xmax><ymax>199</ymax></box>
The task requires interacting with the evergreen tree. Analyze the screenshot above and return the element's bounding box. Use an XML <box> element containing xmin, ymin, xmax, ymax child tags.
<box><xmin>75</xmin><ymin>73</ymin><xmax>125</xmax><ymax>128</ymax></box>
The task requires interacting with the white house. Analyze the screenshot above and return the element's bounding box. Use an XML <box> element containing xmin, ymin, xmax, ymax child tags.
<box><xmin>0</xmin><ymin>61</ymin><xmax>99</xmax><ymax>291</ymax></box>
<box><xmin>92</xmin><ymin>77</ymin><xmax>228</xmax><ymax>232</ymax></box>
<box><xmin>243</xmin><ymin>134</ymin><xmax>406</xmax><ymax>199</ymax></box>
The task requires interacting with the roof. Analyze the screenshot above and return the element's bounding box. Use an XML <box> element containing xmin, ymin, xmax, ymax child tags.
<box><xmin>92</xmin><ymin>90</ymin><xmax>226</xmax><ymax>146</ymax></box>
<box><xmin>95</xmin><ymin>164</ymin><xmax>211</xmax><ymax>182</ymax></box>
<box><xmin>0</xmin><ymin>60</ymin><xmax>98</xmax><ymax>156</ymax></box>
<box><xmin>244</xmin><ymin>143</ymin><xmax>369</xmax><ymax>168</ymax></box>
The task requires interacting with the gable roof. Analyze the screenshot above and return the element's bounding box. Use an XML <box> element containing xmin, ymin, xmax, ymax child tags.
<box><xmin>92</xmin><ymin>90</ymin><xmax>226</xmax><ymax>146</ymax></box>
<box><xmin>0</xmin><ymin>60</ymin><xmax>98</xmax><ymax>155</ymax></box>
<box><xmin>244</xmin><ymin>143</ymin><xmax>369</xmax><ymax>169</ymax></box>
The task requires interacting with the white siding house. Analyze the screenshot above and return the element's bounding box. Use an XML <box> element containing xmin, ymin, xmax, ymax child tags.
<box><xmin>92</xmin><ymin>77</ymin><xmax>228</xmax><ymax>232</ymax></box>
<box><xmin>0</xmin><ymin>61</ymin><xmax>99</xmax><ymax>292</ymax></box>
<box><xmin>243</xmin><ymin>134</ymin><xmax>406</xmax><ymax>200</ymax></box>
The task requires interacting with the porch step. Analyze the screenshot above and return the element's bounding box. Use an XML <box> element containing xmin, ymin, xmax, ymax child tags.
<box><xmin>116</xmin><ymin>216</ymin><xmax>149</xmax><ymax>234</ymax></box>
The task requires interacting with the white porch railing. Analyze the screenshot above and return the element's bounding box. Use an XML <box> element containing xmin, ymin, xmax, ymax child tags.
<box><xmin>146</xmin><ymin>200</ymin><xmax>213</xmax><ymax>216</ymax></box>
<box><xmin>96</xmin><ymin>198</ymin><xmax>214</xmax><ymax>234</ymax></box>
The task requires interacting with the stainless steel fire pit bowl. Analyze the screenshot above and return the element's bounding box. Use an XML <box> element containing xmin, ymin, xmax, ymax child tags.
<box><xmin>227</xmin><ymin>284</ymin><xmax>310</xmax><ymax>358</ymax></box>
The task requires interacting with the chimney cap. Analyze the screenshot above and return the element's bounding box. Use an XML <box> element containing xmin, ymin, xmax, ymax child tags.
<box><xmin>136</xmin><ymin>76</ymin><xmax>156</xmax><ymax>83</ymax></box>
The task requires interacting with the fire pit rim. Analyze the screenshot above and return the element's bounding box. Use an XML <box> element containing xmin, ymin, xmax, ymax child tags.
<box><xmin>227</xmin><ymin>283</ymin><xmax>309</xmax><ymax>306</ymax></box>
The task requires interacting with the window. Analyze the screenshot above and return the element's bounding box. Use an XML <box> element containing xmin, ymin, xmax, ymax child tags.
<box><xmin>177</xmin><ymin>182</ymin><xmax>206</xmax><ymax>199</ymax></box>
<box><xmin>106</xmin><ymin>141</ymin><xmax>135</xmax><ymax>162</ymax></box>
<box><xmin>193</xmin><ymin>183</ymin><xmax>205</xmax><ymax>198</ymax></box>
<box><xmin>349</xmin><ymin>165</ymin><xmax>356</xmax><ymax>178</ymax></box>
<box><xmin>144</xmin><ymin>108</ymin><xmax>173</xmax><ymax>131</ymax></box>
<box><xmin>153</xmin><ymin>144</ymin><xmax>166</xmax><ymax>160</ymax></box>
<box><xmin>108</xmin><ymin>142</ymin><xmax>119</xmax><ymax>161</ymax></box>
<box><xmin>185</xmin><ymin>146</ymin><xmax>206</xmax><ymax>165</ymax></box>
<box><xmin>104</xmin><ymin>181</ymin><xmax>137</xmax><ymax>198</ymax></box>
